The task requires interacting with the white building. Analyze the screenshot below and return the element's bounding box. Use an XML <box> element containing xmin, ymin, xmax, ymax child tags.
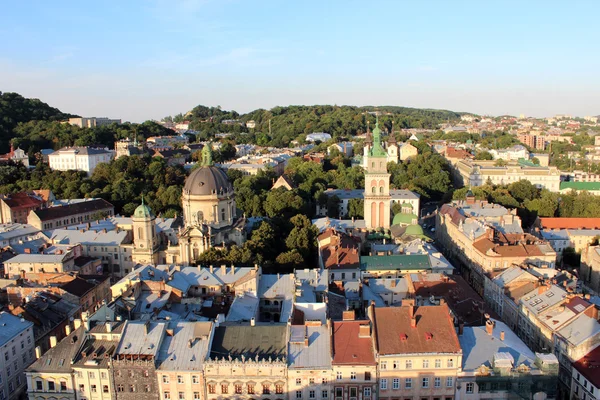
<box><xmin>306</xmin><ymin>132</ymin><xmax>332</xmax><ymax>142</ymax></box>
<box><xmin>456</xmin><ymin>160</ymin><xmax>561</xmax><ymax>192</ymax></box>
<box><xmin>68</xmin><ymin>117</ymin><xmax>121</xmax><ymax>128</ymax></box>
<box><xmin>48</xmin><ymin>146</ymin><xmax>115</xmax><ymax>176</ymax></box>
<box><xmin>0</xmin><ymin>312</ymin><xmax>35</xmax><ymax>400</ymax></box>
<box><xmin>489</xmin><ymin>145</ymin><xmax>530</xmax><ymax>161</ymax></box>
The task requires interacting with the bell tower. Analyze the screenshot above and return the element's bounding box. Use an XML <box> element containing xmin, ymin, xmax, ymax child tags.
<box><xmin>364</xmin><ymin>116</ymin><xmax>391</xmax><ymax>230</ymax></box>
<box><xmin>132</xmin><ymin>196</ymin><xmax>159</xmax><ymax>265</ymax></box>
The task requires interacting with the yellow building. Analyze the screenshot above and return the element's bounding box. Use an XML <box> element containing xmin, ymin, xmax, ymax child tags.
<box><xmin>204</xmin><ymin>324</ymin><xmax>288</xmax><ymax>400</ymax></box>
<box><xmin>156</xmin><ymin>321</ymin><xmax>213</xmax><ymax>400</ymax></box>
<box><xmin>399</xmin><ymin>142</ymin><xmax>418</xmax><ymax>161</ymax></box>
<box><xmin>331</xmin><ymin>313</ymin><xmax>378</xmax><ymax>400</ymax></box>
<box><xmin>372</xmin><ymin>301</ymin><xmax>462</xmax><ymax>400</ymax></box>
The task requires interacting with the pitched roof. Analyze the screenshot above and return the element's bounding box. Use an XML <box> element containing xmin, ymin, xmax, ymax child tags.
<box><xmin>539</xmin><ymin>217</ymin><xmax>600</xmax><ymax>230</ymax></box>
<box><xmin>209</xmin><ymin>325</ymin><xmax>287</xmax><ymax>360</ymax></box>
<box><xmin>360</xmin><ymin>254</ymin><xmax>430</xmax><ymax>271</ymax></box>
<box><xmin>0</xmin><ymin>312</ymin><xmax>33</xmax><ymax>347</ymax></box>
<box><xmin>32</xmin><ymin>199</ymin><xmax>114</xmax><ymax>221</ymax></box>
<box><xmin>373</xmin><ymin>304</ymin><xmax>461</xmax><ymax>355</ymax></box>
<box><xmin>288</xmin><ymin>325</ymin><xmax>332</xmax><ymax>369</ymax></box>
<box><xmin>1</xmin><ymin>192</ymin><xmax>44</xmax><ymax>209</ymax></box>
<box><xmin>331</xmin><ymin>320</ymin><xmax>376</xmax><ymax>365</ymax></box>
<box><xmin>573</xmin><ymin>344</ymin><xmax>600</xmax><ymax>389</ymax></box>
<box><xmin>28</xmin><ymin>327</ymin><xmax>84</xmax><ymax>373</ymax></box>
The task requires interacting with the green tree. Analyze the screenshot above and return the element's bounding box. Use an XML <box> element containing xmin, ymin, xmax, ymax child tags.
<box><xmin>475</xmin><ymin>151</ymin><xmax>493</xmax><ymax>160</ymax></box>
<box><xmin>347</xmin><ymin>198</ymin><xmax>364</xmax><ymax>218</ymax></box>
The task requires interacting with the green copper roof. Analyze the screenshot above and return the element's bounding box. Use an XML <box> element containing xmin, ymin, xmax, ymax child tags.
<box><xmin>401</xmin><ymin>202</ymin><xmax>413</xmax><ymax>209</ymax></box>
<box><xmin>404</xmin><ymin>224</ymin><xmax>425</xmax><ymax>236</ymax></box>
<box><xmin>560</xmin><ymin>181</ymin><xmax>600</xmax><ymax>191</ymax></box>
<box><xmin>369</xmin><ymin>117</ymin><xmax>388</xmax><ymax>158</ymax></box>
<box><xmin>392</xmin><ymin>213</ymin><xmax>418</xmax><ymax>226</ymax></box>
<box><xmin>202</xmin><ymin>143</ymin><xmax>214</xmax><ymax>166</ymax></box>
<box><xmin>360</xmin><ymin>254</ymin><xmax>431</xmax><ymax>271</ymax></box>
<box><xmin>134</xmin><ymin>196</ymin><xmax>153</xmax><ymax>219</ymax></box>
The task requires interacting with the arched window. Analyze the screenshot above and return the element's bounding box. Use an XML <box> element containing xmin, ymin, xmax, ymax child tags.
<box><xmin>197</xmin><ymin>211</ymin><xmax>204</xmax><ymax>223</ymax></box>
<box><xmin>371</xmin><ymin>162</ymin><xmax>375</xmax><ymax>168</ymax></box>
<box><xmin>380</xmin><ymin>186</ymin><xmax>383</xmax><ymax>194</ymax></box>
<box><xmin>372</xmin><ymin>187</ymin><xmax>376</xmax><ymax>194</ymax></box>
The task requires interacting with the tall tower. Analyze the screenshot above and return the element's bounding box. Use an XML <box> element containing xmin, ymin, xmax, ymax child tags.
<box><xmin>364</xmin><ymin>118</ymin><xmax>391</xmax><ymax>230</ymax></box>
<box><xmin>132</xmin><ymin>197</ymin><xmax>159</xmax><ymax>265</ymax></box>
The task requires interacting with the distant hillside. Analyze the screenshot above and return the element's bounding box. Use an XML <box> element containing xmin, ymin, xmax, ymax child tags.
<box><xmin>0</xmin><ymin>92</ymin><xmax>75</xmax><ymax>152</ymax></box>
<box><xmin>170</xmin><ymin>104</ymin><xmax>461</xmax><ymax>147</ymax></box>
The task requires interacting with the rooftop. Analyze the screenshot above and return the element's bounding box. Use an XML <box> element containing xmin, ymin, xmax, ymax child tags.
<box><xmin>360</xmin><ymin>254</ymin><xmax>431</xmax><ymax>271</ymax></box>
<box><xmin>31</xmin><ymin>199</ymin><xmax>114</xmax><ymax>222</ymax></box>
<box><xmin>0</xmin><ymin>312</ymin><xmax>33</xmax><ymax>347</ymax></box>
<box><xmin>209</xmin><ymin>325</ymin><xmax>287</xmax><ymax>361</ymax></box>
<box><xmin>573</xmin><ymin>344</ymin><xmax>600</xmax><ymax>389</ymax></box>
<box><xmin>156</xmin><ymin>321</ymin><xmax>213</xmax><ymax>371</ymax></box>
<box><xmin>115</xmin><ymin>321</ymin><xmax>167</xmax><ymax>357</ymax></box>
<box><xmin>459</xmin><ymin>319</ymin><xmax>536</xmax><ymax>371</ymax></box>
<box><xmin>331</xmin><ymin>320</ymin><xmax>376</xmax><ymax>365</ymax></box>
<box><xmin>288</xmin><ymin>324</ymin><xmax>332</xmax><ymax>369</ymax></box>
<box><xmin>374</xmin><ymin>304</ymin><xmax>461</xmax><ymax>355</ymax></box>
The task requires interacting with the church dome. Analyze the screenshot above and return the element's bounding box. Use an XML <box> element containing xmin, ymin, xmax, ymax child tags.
<box><xmin>134</xmin><ymin>202</ymin><xmax>153</xmax><ymax>219</ymax></box>
<box><xmin>392</xmin><ymin>212</ymin><xmax>418</xmax><ymax>226</ymax></box>
<box><xmin>404</xmin><ymin>224</ymin><xmax>424</xmax><ymax>236</ymax></box>
<box><xmin>184</xmin><ymin>166</ymin><xmax>233</xmax><ymax>196</ymax></box>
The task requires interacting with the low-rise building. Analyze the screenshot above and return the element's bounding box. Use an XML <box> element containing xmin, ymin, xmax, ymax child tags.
<box><xmin>0</xmin><ymin>192</ymin><xmax>48</xmax><ymax>224</ymax></box>
<box><xmin>48</xmin><ymin>146</ymin><xmax>115</xmax><ymax>175</ymax></box>
<box><xmin>581</xmin><ymin>245</ymin><xmax>600</xmax><ymax>294</ymax></box>
<box><xmin>69</xmin><ymin>117</ymin><xmax>121</xmax><ymax>128</ymax></box>
<box><xmin>28</xmin><ymin>198</ymin><xmax>115</xmax><ymax>230</ymax></box>
<box><xmin>455</xmin><ymin>160</ymin><xmax>561</xmax><ymax>192</ymax></box>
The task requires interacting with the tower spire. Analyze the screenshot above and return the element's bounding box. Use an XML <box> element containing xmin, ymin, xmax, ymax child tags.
<box><xmin>202</xmin><ymin>142</ymin><xmax>214</xmax><ymax>166</ymax></box>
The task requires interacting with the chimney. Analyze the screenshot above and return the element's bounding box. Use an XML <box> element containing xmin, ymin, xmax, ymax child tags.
<box><xmin>209</xmin><ymin>265</ymin><xmax>214</xmax><ymax>273</ymax></box>
<box><xmin>391</xmin><ymin>280</ymin><xmax>396</xmax><ymax>288</ymax></box>
<box><xmin>485</xmin><ymin>319</ymin><xmax>494</xmax><ymax>336</ymax></box>
<box><xmin>65</xmin><ymin>324</ymin><xmax>71</xmax><ymax>336</ymax></box>
<box><xmin>359</xmin><ymin>324</ymin><xmax>371</xmax><ymax>338</ymax></box>
<box><xmin>106</xmin><ymin>322</ymin><xmax>112</xmax><ymax>333</ymax></box>
<box><xmin>230</xmin><ymin>265</ymin><xmax>235</xmax><ymax>275</ymax></box>
<box><xmin>49</xmin><ymin>336</ymin><xmax>58</xmax><ymax>348</ymax></box>
<box><xmin>538</xmin><ymin>285</ymin><xmax>550</xmax><ymax>295</ymax></box>
<box><xmin>410</xmin><ymin>316</ymin><xmax>417</xmax><ymax>328</ymax></box>
<box><xmin>74</xmin><ymin>319</ymin><xmax>82</xmax><ymax>329</ymax></box>
<box><xmin>458</xmin><ymin>321</ymin><xmax>464</xmax><ymax>336</ymax></box>
<box><xmin>304</xmin><ymin>327</ymin><xmax>309</xmax><ymax>347</ymax></box>
<box><xmin>221</xmin><ymin>265</ymin><xmax>226</xmax><ymax>275</ymax></box>
<box><xmin>500</xmin><ymin>331</ymin><xmax>505</xmax><ymax>341</ymax></box>
<box><xmin>342</xmin><ymin>310</ymin><xmax>355</xmax><ymax>321</ymax></box>
<box><xmin>35</xmin><ymin>346</ymin><xmax>42</xmax><ymax>359</ymax></box>
<box><xmin>250</xmin><ymin>317</ymin><xmax>255</xmax><ymax>327</ymax></box>
<box><xmin>85</xmin><ymin>319</ymin><xmax>91</xmax><ymax>332</ymax></box>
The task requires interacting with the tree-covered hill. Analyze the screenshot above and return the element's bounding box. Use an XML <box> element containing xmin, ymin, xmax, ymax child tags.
<box><xmin>0</xmin><ymin>91</ymin><xmax>76</xmax><ymax>152</ymax></box>
<box><xmin>168</xmin><ymin>104</ymin><xmax>461</xmax><ymax>147</ymax></box>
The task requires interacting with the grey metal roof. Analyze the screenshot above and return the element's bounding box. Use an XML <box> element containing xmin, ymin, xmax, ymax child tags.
<box><xmin>115</xmin><ymin>321</ymin><xmax>167</xmax><ymax>356</ymax></box>
<box><xmin>557</xmin><ymin>314</ymin><xmax>600</xmax><ymax>346</ymax></box>
<box><xmin>0</xmin><ymin>312</ymin><xmax>33</xmax><ymax>347</ymax></box>
<box><xmin>28</xmin><ymin>327</ymin><xmax>85</xmax><ymax>373</ymax></box>
<box><xmin>459</xmin><ymin>319</ymin><xmax>536</xmax><ymax>371</ymax></box>
<box><xmin>520</xmin><ymin>285</ymin><xmax>567</xmax><ymax>315</ymax></box>
<box><xmin>0</xmin><ymin>224</ymin><xmax>40</xmax><ymax>241</ymax></box>
<box><xmin>288</xmin><ymin>325</ymin><xmax>332</xmax><ymax>369</ymax></box>
<box><xmin>226</xmin><ymin>293</ymin><xmax>259</xmax><ymax>322</ymax></box>
<box><xmin>157</xmin><ymin>321</ymin><xmax>213</xmax><ymax>371</ymax></box>
<box><xmin>209</xmin><ymin>325</ymin><xmax>287</xmax><ymax>361</ymax></box>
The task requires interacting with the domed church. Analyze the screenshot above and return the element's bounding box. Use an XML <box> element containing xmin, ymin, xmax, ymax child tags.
<box><xmin>178</xmin><ymin>143</ymin><xmax>246</xmax><ymax>265</ymax></box>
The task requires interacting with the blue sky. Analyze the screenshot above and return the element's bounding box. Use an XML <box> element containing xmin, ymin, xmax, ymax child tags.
<box><xmin>1</xmin><ymin>0</ymin><xmax>599</xmax><ymax>122</ymax></box>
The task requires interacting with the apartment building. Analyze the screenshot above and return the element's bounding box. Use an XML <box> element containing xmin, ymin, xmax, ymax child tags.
<box><xmin>156</xmin><ymin>321</ymin><xmax>213</xmax><ymax>400</ymax></box>
<box><xmin>28</xmin><ymin>198</ymin><xmax>115</xmax><ymax>230</ymax></box>
<box><xmin>457</xmin><ymin>318</ymin><xmax>559</xmax><ymax>400</ymax></box>
<box><xmin>204</xmin><ymin>325</ymin><xmax>288</xmax><ymax>400</ymax></box>
<box><xmin>331</xmin><ymin>315</ymin><xmax>377</xmax><ymax>400</ymax></box>
<box><xmin>581</xmin><ymin>245</ymin><xmax>600</xmax><ymax>294</ymax></box>
<box><xmin>372</xmin><ymin>301</ymin><xmax>462</xmax><ymax>400</ymax></box>
<box><xmin>437</xmin><ymin>199</ymin><xmax>556</xmax><ymax>295</ymax></box>
<box><xmin>48</xmin><ymin>146</ymin><xmax>115</xmax><ymax>175</ymax></box>
<box><xmin>455</xmin><ymin>160</ymin><xmax>561</xmax><ymax>192</ymax></box>
<box><xmin>571</xmin><ymin>345</ymin><xmax>600</xmax><ymax>400</ymax></box>
<box><xmin>3</xmin><ymin>243</ymin><xmax>87</xmax><ymax>278</ymax></box>
<box><xmin>0</xmin><ymin>312</ymin><xmax>35</xmax><ymax>400</ymax></box>
<box><xmin>0</xmin><ymin>192</ymin><xmax>47</xmax><ymax>224</ymax></box>
<box><xmin>288</xmin><ymin>322</ymin><xmax>333</xmax><ymax>400</ymax></box>
<box><xmin>69</xmin><ymin>117</ymin><xmax>121</xmax><ymax>128</ymax></box>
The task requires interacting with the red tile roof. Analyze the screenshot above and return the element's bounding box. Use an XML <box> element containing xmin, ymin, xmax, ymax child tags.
<box><xmin>539</xmin><ymin>217</ymin><xmax>600</xmax><ymax>230</ymax></box>
<box><xmin>332</xmin><ymin>320</ymin><xmax>376</xmax><ymax>365</ymax></box>
<box><xmin>2</xmin><ymin>192</ymin><xmax>44</xmax><ymax>210</ymax></box>
<box><xmin>373</xmin><ymin>304</ymin><xmax>462</xmax><ymax>355</ymax></box>
<box><xmin>319</xmin><ymin>230</ymin><xmax>360</xmax><ymax>270</ymax></box>
<box><xmin>573</xmin><ymin>345</ymin><xmax>600</xmax><ymax>389</ymax></box>
<box><xmin>445</xmin><ymin>147</ymin><xmax>473</xmax><ymax>159</ymax></box>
